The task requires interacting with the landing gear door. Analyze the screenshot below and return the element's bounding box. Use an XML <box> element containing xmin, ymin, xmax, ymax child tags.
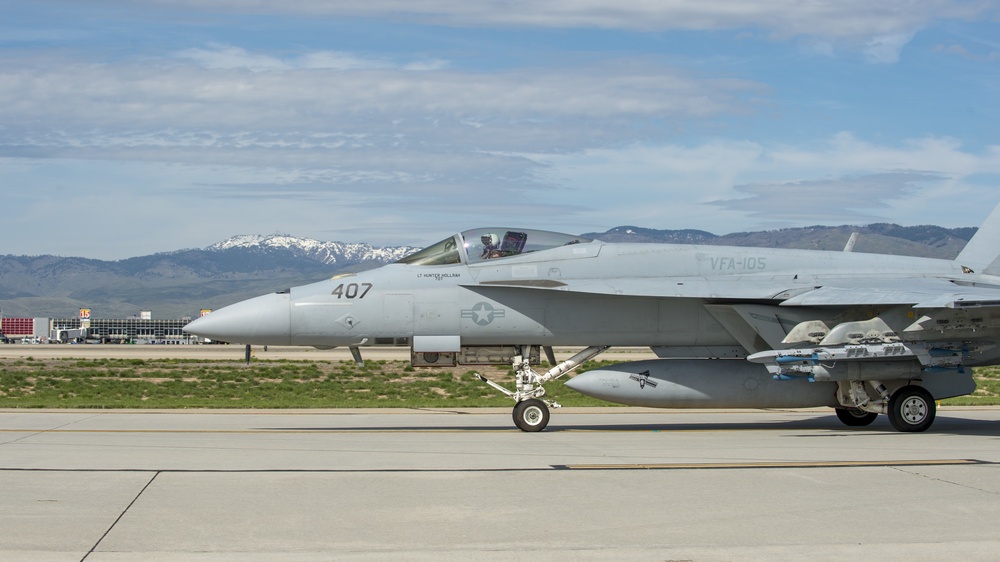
<box><xmin>412</xmin><ymin>335</ymin><xmax>460</xmax><ymax>367</ymax></box>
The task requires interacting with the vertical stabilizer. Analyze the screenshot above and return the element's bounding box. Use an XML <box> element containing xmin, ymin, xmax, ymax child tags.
<box><xmin>957</xmin><ymin>203</ymin><xmax>1000</xmax><ymax>275</ymax></box>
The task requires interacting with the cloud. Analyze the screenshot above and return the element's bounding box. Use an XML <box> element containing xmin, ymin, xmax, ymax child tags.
<box><xmin>120</xmin><ymin>0</ymin><xmax>999</xmax><ymax>62</ymax></box>
<box><xmin>863</xmin><ymin>33</ymin><xmax>916</xmax><ymax>64</ymax></box>
<box><xmin>0</xmin><ymin>52</ymin><xmax>764</xmax><ymax>163</ymax></box>
<box><xmin>933</xmin><ymin>42</ymin><xmax>1000</xmax><ymax>62</ymax></box>
<box><xmin>175</xmin><ymin>45</ymin><xmax>289</xmax><ymax>71</ymax></box>
<box><xmin>127</xmin><ymin>1</ymin><xmax>990</xmax><ymax>34</ymax></box>
<box><xmin>174</xmin><ymin>45</ymin><xmax>435</xmax><ymax>72</ymax></box>
<box><xmin>712</xmin><ymin>172</ymin><xmax>945</xmax><ymax>222</ymax></box>
<box><xmin>4</xmin><ymin>130</ymin><xmax>999</xmax><ymax>258</ymax></box>
<box><xmin>523</xmin><ymin>133</ymin><xmax>1000</xmax><ymax>232</ymax></box>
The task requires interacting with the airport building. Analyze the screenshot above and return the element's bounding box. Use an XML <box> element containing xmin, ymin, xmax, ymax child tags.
<box><xmin>2</xmin><ymin>315</ymin><xmax>197</xmax><ymax>344</ymax></box>
<box><xmin>0</xmin><ymin>317</ymin><xmax>48</xmax><ymax>343</ymax></box>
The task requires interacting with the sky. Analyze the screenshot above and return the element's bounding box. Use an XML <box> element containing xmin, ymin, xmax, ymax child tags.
<box><xmin>2</xmin><ymin>0</ymin><xmax>999</xmax><ymax>259</ymax></box>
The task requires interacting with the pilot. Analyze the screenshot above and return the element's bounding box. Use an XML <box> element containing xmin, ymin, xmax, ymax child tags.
<box><xmin>480</xmin><ymin>233</ymin><xmax>501</xmax><ymax>259</ymax></box>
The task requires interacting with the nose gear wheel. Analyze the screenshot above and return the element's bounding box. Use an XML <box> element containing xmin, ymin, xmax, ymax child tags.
<box><xmin>513</xmin><ymin>399</ymin><xmax>550</xmax><ymax>432</ymax></box>
<box><xmin>474</xmin><ymin>345</ymin><xmax>609</xmax><ymax>432</ymax></box>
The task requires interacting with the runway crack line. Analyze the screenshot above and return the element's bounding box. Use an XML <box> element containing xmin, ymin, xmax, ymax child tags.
<box><xmin>0</xmin><ymin>414</ymin><xmax>102</xmax><ymax>447</ymax></box>
<box><xmin>80</xmin><ymin>471</ymin><xmax>160</xmax><ymax>562</ymax></box>
<box><xmin>890</xmin><ymin>465</ymin><xmax>1000</xmax><ymax>496</ymax></box>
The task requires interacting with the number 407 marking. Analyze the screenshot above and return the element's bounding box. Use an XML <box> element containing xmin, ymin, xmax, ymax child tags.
<box><xmin>331</xmin><ymin>283</ymin><xmax>373</xmax><ymax>299</ymax></box>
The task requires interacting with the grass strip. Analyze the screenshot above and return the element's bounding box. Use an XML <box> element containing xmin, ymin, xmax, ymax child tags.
<box><xmin>0</xmin><ymin>357</ymin><xmax>614</xmax><ymax>409</ymax></box>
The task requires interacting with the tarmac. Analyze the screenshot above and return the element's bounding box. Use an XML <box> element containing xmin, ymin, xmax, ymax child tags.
<box><xmin>2</xmin><ymin>345</ymin><xmax>1000</xmax><ymax>560</ymax></box>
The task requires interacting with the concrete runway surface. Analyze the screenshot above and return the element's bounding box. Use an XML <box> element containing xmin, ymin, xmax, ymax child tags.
<box><xmin>3</xmin><ymin>406</ymin><xmax>1000</xmax><ymax>561</ymax></box>
<box><xmin>2</xmin><ymin>345</ymin><xmax>1000</xmax><ymax>560</ymax></box>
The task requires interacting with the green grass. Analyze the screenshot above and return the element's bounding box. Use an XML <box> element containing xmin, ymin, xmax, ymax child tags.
<box><xmin>940</xmin><ymin>365</ymin><xmax>1000</xmax><ymax>406</ymax></box>
<box><xmin>0</xmin><ymin>357</ymin><xmax>997</xmax><ymax>409</ymax></box>
<box><xmin>0</xmin><ymin>357</ymin><xmax>614</xmax><ymax>409</ymax></box>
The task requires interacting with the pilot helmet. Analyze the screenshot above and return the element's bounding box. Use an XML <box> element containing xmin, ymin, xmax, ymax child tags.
<box><xmin>482</xmin><ymin>233</ymin><xmax>499</xmax><ymax>247</ymax></box>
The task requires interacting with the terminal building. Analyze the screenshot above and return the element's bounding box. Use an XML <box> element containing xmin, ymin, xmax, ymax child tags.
<box><xmin>2</xmin><ymin>314</ymin><xmax>198</xmax><ymax>344</ymax></box>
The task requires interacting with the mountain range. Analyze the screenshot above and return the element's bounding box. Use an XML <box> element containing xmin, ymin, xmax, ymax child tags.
<box><xmin>0</xmin><ymin>223</ymin><xmax>977</xmax><ymax>320</ymax></box>
<box><xmin>0</xmin><ymin>235</ymin><xmax>419</xmax><ymax>319</ymax></box>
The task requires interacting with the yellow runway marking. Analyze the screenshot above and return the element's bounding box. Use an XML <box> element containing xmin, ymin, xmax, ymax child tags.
<box><xmin>0</xmin><ymin>427</ymin><xmax>776</xmax><ymax>434</ymax></box>
<box><xmin>0</xmin><ymin>428</ymin><xmax>500</xmax><ymax>434</ymax></box>
<box><xmin>2</xmin><ymin>429</ymin><xmax>411</xmax><ymax>434</ymax></box>
<box><xmin>0</xmin><ymin>427</ymin><xmax>877</xmax><ymax>434</ymax></box>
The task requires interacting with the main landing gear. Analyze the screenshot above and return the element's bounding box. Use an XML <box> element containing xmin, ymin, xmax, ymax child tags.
<box><xmin>835</xmin><ymin>380</ymin><xmax>937</xmax><ymax>432</ymax></box>
<box><xmin>886</xmin><ymin>385</ymin><xmax>936</xmax><ymax>432</ymax></box>
<box><xmin>834</xmin><ymin>407</ymin><xmax>879</xmax><ymax>427</ymax></box>
<box><xmin>475</xmin><ymin>345</ymin><xmax>609</xmax><ymax>432</ymax></box>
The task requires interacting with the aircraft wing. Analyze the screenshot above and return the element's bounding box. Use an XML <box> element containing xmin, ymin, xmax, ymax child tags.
<box><xmin>472</xmin><ymin>276</ymin><xmax>1000</xmax><ymax>308</ymax></box>
<box><xmin>777</xmin><ymin>278</ymin><xmax>1000</xmax><ymax>308</ymax></box>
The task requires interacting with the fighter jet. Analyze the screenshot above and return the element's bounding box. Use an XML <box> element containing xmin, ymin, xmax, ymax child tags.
<box><xmin>185</xmin><ymin>205</ymin><xmax>1000</xmax><ymax>432</ymax></box>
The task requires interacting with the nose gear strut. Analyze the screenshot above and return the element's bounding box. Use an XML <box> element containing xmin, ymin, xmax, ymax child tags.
<box><xmin>474</xmin><ymin>345</ymin><xmax>610</xmax><ymax>431</ymax></box>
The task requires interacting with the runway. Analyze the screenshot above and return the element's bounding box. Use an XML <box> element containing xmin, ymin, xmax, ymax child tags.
<box><xmin>3</xmin><ymin>407</ymin><xmax>1000</xmax><ymax>561</ymax></box>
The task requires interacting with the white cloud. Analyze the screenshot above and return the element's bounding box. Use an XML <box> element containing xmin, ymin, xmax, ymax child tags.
<box><xmin>130</xmin><ymin>1</ymin><xmax>989</xmax><ymax>34</ymax></box>
<box><xmin>175</xmin><ymin>45</ymin><xmax>288</xmax><ymax>71</ymax></box>
<box><xmin>933</xmin><ymin>42</ymin><xmax>1000</xmax><ymax>62</ymax></box>
<box><xmin>524</xmin><ymin>134</ymin><xmax>1000</xmax><ymax>233</ymax></box>
<box><xmin>863</xmin><ymin>33</ymin><xmax>916</xmax><ymax>64</ymax></box>
<box><xmin>713</xmin><ymin>172</ymin><xmax>944</xmax><ymax>222</ymax></box>
<box><xmin>4</xmin><ymin>130</ymin><xmax>1000</xmax><ymax>258</ymax></box>
<box><xmin>297</xmin><ymin>51</ymin><xmax>392</xmax><ymax>70</ymax></box>
<box><xmin>128</xmin><ymin>0</ymin><xmax>998</xmax><ymax>61</ymax></box>
<box><xmin>0</xmin><ymin>54</ymin><xmax>762</xmax><ymax>156</ymax></box>
<box><xmin>174</xmin><ymin>44</ymin><xmax>440</xmax><ymax>72</ymax></box>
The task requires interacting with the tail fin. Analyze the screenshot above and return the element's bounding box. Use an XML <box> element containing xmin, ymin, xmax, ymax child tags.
<box><xmin>956</xmin><ymin>202</ymin><xmax>1000</xmax><ymax>275</ymax></box>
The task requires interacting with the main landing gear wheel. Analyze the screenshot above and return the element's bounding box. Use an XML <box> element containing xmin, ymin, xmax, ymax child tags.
<box><xmin>835</xmin><ymin>407</ymin><xmax>878</xmax><ymax>427</ymax></box>
<box><xmin>513</xmin><ymin>399</ymin><xmax>550</xmax><ymax>432</ymax></box>
<box><xmin>887</xmin><ymin>385</ymin><xmax>936</xmax><ymax>433</ymax></box>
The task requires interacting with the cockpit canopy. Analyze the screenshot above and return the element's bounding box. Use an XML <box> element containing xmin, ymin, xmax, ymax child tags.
<box><xmin>395</xmin><ymin>228</ymin><xmax>592</xmax><ymax>266</ymax></box>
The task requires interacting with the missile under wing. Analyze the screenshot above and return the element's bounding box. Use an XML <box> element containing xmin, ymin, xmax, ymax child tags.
<box><xmin>186</xmin><ymin>205</ymin><xmax>1000</xmax><ymax>432</ymax></box>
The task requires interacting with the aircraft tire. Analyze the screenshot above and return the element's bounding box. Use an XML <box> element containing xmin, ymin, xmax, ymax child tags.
<box><xmin>511</xmin><ymin>406</ymin><xmax>524</xmax><ymax>430</ymax></box>
<box><xmin>887</xmin><ymin>385</ymin><xmax>936</xmax><ymax>432</ymax></box>
<box><xmin>834</xmin><ymin>407</ymin><xmax>878</xmax><ymax>427</ymax></box>
<box><xmin>513</xmin><ymin>399</ymin><xmax>549</xmax><ymax>432</ymax></box>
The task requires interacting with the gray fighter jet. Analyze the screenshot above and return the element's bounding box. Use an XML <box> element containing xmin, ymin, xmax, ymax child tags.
<box><xmin>185</xmin><ymin>205</ymin><xmax>1000</xmax><ymax>432</ymax></box>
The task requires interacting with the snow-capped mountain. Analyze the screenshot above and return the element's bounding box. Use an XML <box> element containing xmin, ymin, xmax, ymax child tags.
<box><xmin>0</xmin><ymin>234</ymin><xmax>423</xmax><ymax>318</ymax></box>
<box><xmin>207</xmin><ymin>234</ymin><xmax>420</xmax><ymax>266</ymax></box>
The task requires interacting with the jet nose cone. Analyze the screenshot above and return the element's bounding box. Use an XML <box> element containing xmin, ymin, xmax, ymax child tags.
<box><xmin>184</xmin><ymin>292</ymin><xmax>291</xmax><ymax>345</ymax></box>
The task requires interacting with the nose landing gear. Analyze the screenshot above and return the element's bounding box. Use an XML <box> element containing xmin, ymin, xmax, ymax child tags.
<box><xmin>474</xmin><ymin>345</ymin><xmax>609</xmax><ymax>432</ymax></box>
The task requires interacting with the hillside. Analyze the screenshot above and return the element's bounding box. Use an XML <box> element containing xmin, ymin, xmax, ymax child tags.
<box><xmin>581</xmin><ymin>224</ymin><xmax>974</xmax><ymax>258</ymax></box>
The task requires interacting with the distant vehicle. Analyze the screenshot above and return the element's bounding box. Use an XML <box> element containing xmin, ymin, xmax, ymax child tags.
<box><xmin>186</xmin><ymin>203</ymin><xmax>1000</xmax><ymax>433</ymax></box>
<box><xmin>20</xmin><ymin>336</ymin><xmax>41</xmax><ymax>344</ymax></box>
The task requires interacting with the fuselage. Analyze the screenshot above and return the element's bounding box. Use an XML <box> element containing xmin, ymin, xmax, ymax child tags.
<box><xmin>185</xmin><ymin>227</ymin><xmax>976</xmax><ymax>355</ymax></box>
